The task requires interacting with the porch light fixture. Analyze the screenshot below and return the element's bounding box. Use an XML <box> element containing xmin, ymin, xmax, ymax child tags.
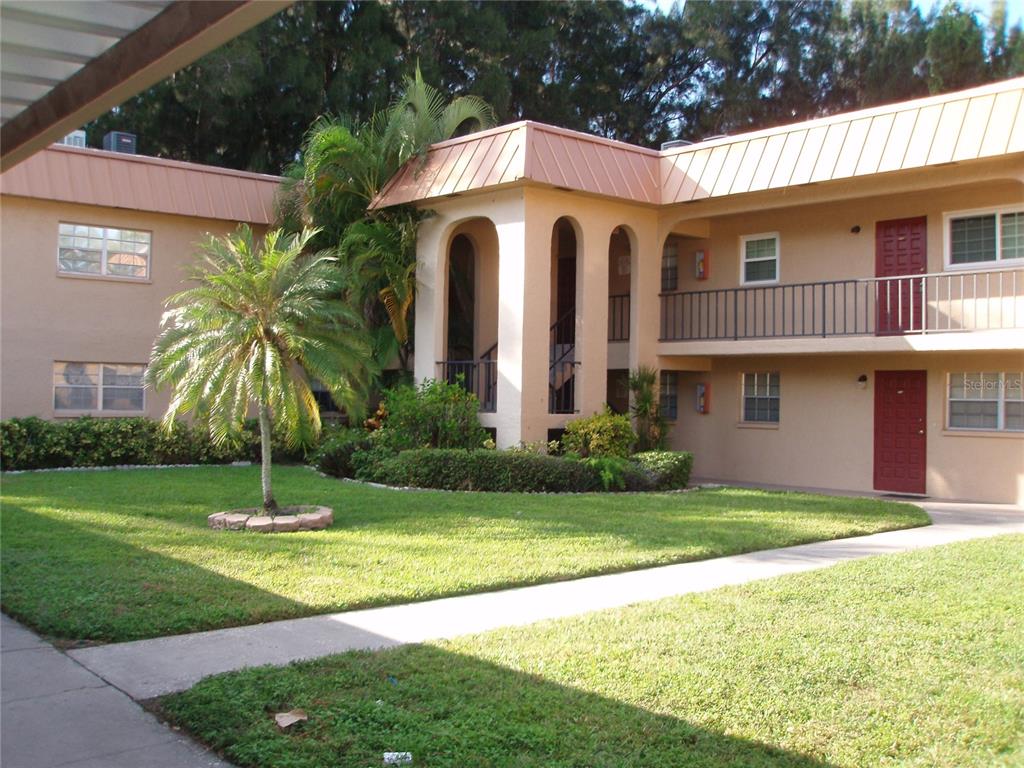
<box><xmin>857</xmin><ymin>374</ymin><xmax>868</xmax><ymax>389</ymax></box>
<box><xmin>851</xmin><ymin>225</ymin><xmax>862</xmax><ymax>234</ymax></box>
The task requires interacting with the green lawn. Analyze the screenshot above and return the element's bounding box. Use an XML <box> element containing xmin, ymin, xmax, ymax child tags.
<box><xmin>0</xmin><ymin>465</ymin><xmax>926</xmax><ymax>643</ymax></box>
<box><xmin>161</xmin><ymin>535</ymin><xmax>1024</xmax><ymax>768</ymax></box>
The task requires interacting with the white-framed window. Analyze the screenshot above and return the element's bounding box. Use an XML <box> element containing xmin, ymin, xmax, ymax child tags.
<box><xmin>740</xmin><ymin>232</ymin><xmax>779</xmax><ymax>285</ymax></box>
<box><xmin>53</xmin><ymin>362</ymin><xmax>146</xmax><ymax>412</ymax></box>
<box><xmin>58</xmin><ymin>222</ymin><xmax>151</xmax><ymax>279</ymax></box>
<box><xmin>660</xmin><ymin>371</ymin><xmax>678</xmax><ymax>420</ymax></box>
<box><xmin>943</xmin><ymin>207</ymin><xmax>1024</xmax><ymax>269</ymax></box>
<box><xmin>742</xmin><ymin>371</ymin><xmax>780</xmax><ymax>423</ymax></box>
<box><xmin>661</xmin><ymin>240</ymin><xmax>679</xmax><ymax>292</ymax></box>
<box><xmin>947</xmin><ymin>372</ymin><xmax>1023</xmax><ymax>432</ymax></box>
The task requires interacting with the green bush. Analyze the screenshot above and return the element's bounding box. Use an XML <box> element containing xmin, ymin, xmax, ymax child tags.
<box><xmin>312</xmin><ymin>428</ymin><xmax>372</xmax><ymax>478</ymax></box>
<box><xmin>375</xmin><ymin>379</ymin><xmax>489</xmax><ymax>453</ymax></box>
<box><xmin>561</xmin><ymin>408</ymin><xmax>636</xmax><ymax>458</ymax></box>
<box><xmin>0</xmin><ymin>416</ymin><xmax>318</xmax><ymax>471</ymax></box>
<box><xmin>350</xmin><ymin>442</ymin><xmax>401</xmax><ymax>483</ymax></box>
<box><xmin>368</xmin><ymin>449</ymin><xmax>601</xmax><ymax>492</ymax></box>
<box><xmin>580</xmin><ymin>455</ymin><xmax>653</xmax><ymax>492</ymax></box>
<box><xmin>631</xmin><ymin>450</ymin><xmax>694</xmax><ymax>490</ymax></box>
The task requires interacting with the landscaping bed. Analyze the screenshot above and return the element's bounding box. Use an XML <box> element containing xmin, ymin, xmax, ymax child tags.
<box><xmin>0</xmin><ymin>465</ymin><xmax>926</xmax><ymax>644</ymax></box>
<box><xmin>159</xmin><ymin>535</ymin><xmax>1024</xmax><ymax>768</ymax></box>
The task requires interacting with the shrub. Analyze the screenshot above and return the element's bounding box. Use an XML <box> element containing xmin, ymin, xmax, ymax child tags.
<box><xmin>0</xmin><ymin>416</ymin><xmax>319</xmax><ymax>471</ymax></box>
<box><xmin>369</xmin><ymin>449</ymin><xmax>601</xmax><ymax>492</ymax></box>
<box><xmin>629</xmin><ymin>366</ymin><xmax>668</xmax><ymax>451</ymax></box>
<box><xmin>374</xmin><ymin>379</ymin><xmax>489</xmax><ymax>452</ymax></box>
<box><xmin>351</xmin><ymin>442</ymin><xmax>401</xmax><ymax>483</ymax></box>
<box><xmin>581</xmin><ymin>455</ymin><xmax>653</xmax><ymax>492</ymax></box>
<box><xmin>312</xmin><ymin>428</ymin><xmax>372</xmax><ymax>478</ymax></box>
<box><xmin>631</xmin><ymin>450</ymin><xmax>694</xmax><ymax>490</ymax></box>
<box><xmin>561</xmin><ymin>408</ymin><xmax>636</xmax><ymax>458</ymax></box>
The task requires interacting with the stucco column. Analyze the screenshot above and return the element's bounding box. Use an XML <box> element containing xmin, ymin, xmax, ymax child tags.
<box><xmin>576</xmin><ymin>223</ymin><xmax>610</xmax><ymax>417</ymax></box>
<box><xmin>507</xmin><ymin>193</ymin><xmax>552</xmax><ymax>446</ymax></box>
<box><xmin>629</xmin><ymin>226</ymin><xmax>662</xmax><ymax>373</ymax></box>
<box><xmin>413</xmin><ymin>216</ymin><xmax>447</xmax><ymax>386</ymax></box>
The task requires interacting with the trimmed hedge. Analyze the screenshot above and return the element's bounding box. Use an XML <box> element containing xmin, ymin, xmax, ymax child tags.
<box><xmin>0</xmin><ymin>416</ymin><xmax>312</xmax><ymax>471</ymax></box>
<box><xmin>364</xmin><ymin>449</ymin><xmax>602</xmax><ymax>493</ymax></box>
<box><xmin>631</xmin><ymin>450</ymin><xmax>694</xmax><ymax>490</ymax></box>
<box><xmin>582</xmin><ymin>456</ymin><xmax>654</xmax><ymax>492</ymax></box>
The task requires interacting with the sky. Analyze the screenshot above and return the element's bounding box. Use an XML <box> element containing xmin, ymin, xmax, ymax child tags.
<box><xmin>640</xmin><ymin>0</ymin><xmax>1024</xmax><ymax>27</ymax></box>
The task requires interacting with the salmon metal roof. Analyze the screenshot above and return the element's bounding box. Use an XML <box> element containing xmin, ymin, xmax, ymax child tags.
<box><xmin>0</xmin><ymin>144</ymin><xmax>281</xmax><ymax>224</ymax></box>
<box><xmin>371</xmin><ymin>76</ymin><xmax>1024</xmax><ymax>209</ymax></box>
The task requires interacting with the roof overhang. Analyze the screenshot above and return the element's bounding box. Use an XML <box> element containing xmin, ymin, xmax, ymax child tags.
<box><xmin>0</xmin><ymin>0</ymin><xmax>291</xmax><ymax>171</ymax></box>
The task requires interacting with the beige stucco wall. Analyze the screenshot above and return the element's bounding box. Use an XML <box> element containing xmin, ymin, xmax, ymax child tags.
<box><xmin>412</xmin><ymin>161</ymin><xmax>1021</xmax><ymax>499</ymax></box>
<box><xmin>665</xmin><ymin>351</ymin><xmax>1024</xmax><ymax>504</ymax></box>
<box><xmin>0</xmin><ymin>196</ymin><xmax>259</xmax><ymax>421</ymax></box>
<box><xmin>664</xmin><ymin>179</ymin><xmax>1024</xmax><ymax>295</ymax></box>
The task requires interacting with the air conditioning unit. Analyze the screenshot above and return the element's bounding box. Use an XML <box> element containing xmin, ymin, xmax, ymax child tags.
<box><xmin>60</xmin><ymin>130</ymin><xmax>87</xmax><ymax>148</ymax></box>
<box><xmin>103</xmin><ymin>131</ymin><xmax>137</xmax><ymax>154</ymax></box>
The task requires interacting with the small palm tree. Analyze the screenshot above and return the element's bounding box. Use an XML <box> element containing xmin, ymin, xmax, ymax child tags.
<box><xmin>276</xmin><ymin>67</ymin><xmax>495</xmax><ymax>372</ymax></box>
<box><xmin>147</xmin><ymin>225</ymin><xmax>376</xmax><ymax>514</ymax></box>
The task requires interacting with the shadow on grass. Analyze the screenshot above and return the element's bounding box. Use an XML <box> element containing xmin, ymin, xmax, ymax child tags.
<box><xmin>162</xmin><ymin>643</ymin><xmax>837</xmax><ymax>768</ymax></box>
<box><xmin>0</xmin><ymin>504</ymin><xmax>310</xmax><ymax>644</ymax></box>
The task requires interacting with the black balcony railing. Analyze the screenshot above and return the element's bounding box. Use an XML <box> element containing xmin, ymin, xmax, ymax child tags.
<box><xmin>660</xmin><ymin>268</ymin><xmax>1023</xmax><ymax>341</ymax></box>
<box><xmin>438</xmin><ymin>347</ymin><xmax>497</xmax><ymax>412</ymax></box>
<box><xmin>608</xmin><ymin>293</ymin><xmax>630</xmax><ymax>341</ymax></box>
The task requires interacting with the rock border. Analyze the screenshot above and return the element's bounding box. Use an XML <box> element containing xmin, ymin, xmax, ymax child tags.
<box><xmin>208</xmin><ymin>505</ymin><xmax>333</xmax><ymax>533</ymax></box>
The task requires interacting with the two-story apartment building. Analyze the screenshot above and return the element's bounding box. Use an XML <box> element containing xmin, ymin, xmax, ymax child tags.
<box><xmin>0</xmin><ymin>143</ymin><xmax>279</xmax><ymax>422</ymax></box>
<box><xmin>371</xmin><ymin>78</ymin><xmax>1024</xmax><ymax>504</ymax></box>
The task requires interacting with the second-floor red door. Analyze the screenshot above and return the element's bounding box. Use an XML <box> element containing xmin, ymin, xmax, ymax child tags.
<box><xmin>876</xmin><ymin>217</ymin><xmax>926</xmax><ymax>334</ymax></box>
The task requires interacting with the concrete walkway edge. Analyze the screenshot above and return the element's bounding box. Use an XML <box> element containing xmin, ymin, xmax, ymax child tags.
<box><xmin>0</xmin><ymin>615</ymin><xmax>230</xmax><ymax>768</ymax></box>
<box><xmin>67</xmin><ymin>500</ymin><xmax>1024</xmax><ymax>701</ymax></box>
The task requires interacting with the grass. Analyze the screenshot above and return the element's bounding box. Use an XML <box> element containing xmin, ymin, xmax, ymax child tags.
<box><xmin>160</xmin><ymin>535</ymin><xmax>1024</xmax><ymax>768</ymax></box>
<box><xmin>0</xmin><ymin>465</ymin><xmax>926</xmax><ymax>643</ymax></box>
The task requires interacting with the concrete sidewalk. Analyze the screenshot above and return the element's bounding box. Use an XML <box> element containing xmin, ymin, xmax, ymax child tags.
<box><xmin>69</xmin><ymin>500</ymin><xmax>1024</xmax><ymax>701</ymax></box>
<box><xmin>0</xmin><ymin>615</ymin><xmax>229</xmax><ymax>768</ymax></box>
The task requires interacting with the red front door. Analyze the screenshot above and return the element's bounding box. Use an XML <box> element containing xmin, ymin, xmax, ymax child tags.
<box><xmin>875</xmin><ymin>217</ymin><xmax>926</xmax><ymax>334</ymax></box>
<box><xmin>874</xmin><ymin>370</ymin><xmax>927</xmax><ymax>495</ymax></box>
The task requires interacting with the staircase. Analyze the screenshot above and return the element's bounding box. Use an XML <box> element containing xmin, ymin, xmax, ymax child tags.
<box><xmin>549</xmin><ymin>308</ymin><xmax>577</xmax><ymax>413</ymax></box>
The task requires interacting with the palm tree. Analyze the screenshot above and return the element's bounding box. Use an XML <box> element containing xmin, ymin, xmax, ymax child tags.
<box><xmin>147</xmin><ymin>225</ymin><xmax>376</xmax><ymax>514</ymax></box>
<box><xmin>277</xmin><ymin>67</ymin><xmax>495</xmax><ymax>371</ymax></box>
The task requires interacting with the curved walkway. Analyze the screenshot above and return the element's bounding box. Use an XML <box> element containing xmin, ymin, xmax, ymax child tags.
<box><xmin>67</xmin><ymin>500</ymin><xmax>1023</xmax><ymax>701</ymax></box>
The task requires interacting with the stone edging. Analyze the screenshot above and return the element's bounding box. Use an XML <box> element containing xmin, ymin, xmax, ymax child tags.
<box><xmin>208</xmin><ymin>505</ymin><xmax>333</xmax><ymax>532</ymax></box>
<box><xmin>3</xmin><ymin>461</ymin><xmax>252</xmax><ymax>475</ymax></box>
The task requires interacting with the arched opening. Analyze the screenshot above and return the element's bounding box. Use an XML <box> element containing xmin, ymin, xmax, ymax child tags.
<box><xmin>446</xmin><ymin>234</ymin><xmax>475</xmax><ymax>361</ymax></box>
<box><xmin>439</xmin><ymin>219</ymin><xmax>499</xmax><ymax>412</ymax></box>
<box><xmin>606</xmin><ymin>226</ymin><xmax>632</xmax><ymax>414</ymax></box>
<box><xmin>549</xmin><ymin>217</ymin><xmax>579</xmax><ymax>414</ymax></box>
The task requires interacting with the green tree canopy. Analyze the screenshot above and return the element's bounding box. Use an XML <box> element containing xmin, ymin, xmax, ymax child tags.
<box><xmin>87</xmin><ymin>0</ymin><xmax>1024</xmax><ymax>172</ymax></box>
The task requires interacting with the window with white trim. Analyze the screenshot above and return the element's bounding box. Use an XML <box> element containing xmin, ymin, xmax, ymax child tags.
<box><xmin>58</xmin><ymin>223</ymin><xmax>151</xmax><ymax>279</ymax></box>
<box><xmin>660</xmin><ymin>371</ymin><xmax>678</xmax><ymax>420</ymax></box>
<box><xmin>53</xmin><ymin>362</ymin><xmax>146</xmax><ymax>412</ymax></box>
<box><xmin>740</xmin><ymin>233</ymin><xmax>778</xmax><ymax>284</ymax></box>
<box><xmin>945</xmin><ymin>208</ymin><xmax>1024</xmax><ymax>267</ymax></box>
<box><xmin>742</xmin><ymin>371</ymin><xmax>780</xmax><ymax>423</ymax></box>
<box><xmin>947</xmin><ymin>372</ymin><xmax>1023</xmax><ymax>431</ymax></box>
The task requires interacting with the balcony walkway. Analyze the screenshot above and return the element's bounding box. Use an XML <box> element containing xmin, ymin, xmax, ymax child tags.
<box><xmin>63</xmin><ymin>497</ymin><xmax>1023</xmax><ymax>701</ymax></box>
